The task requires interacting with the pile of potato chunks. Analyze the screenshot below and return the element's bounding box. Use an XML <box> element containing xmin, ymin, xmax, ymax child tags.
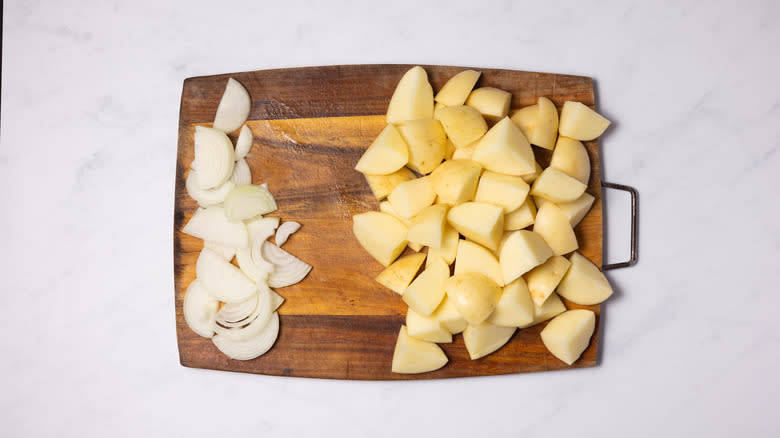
<box><xmin>352</xmin><ymin>66</ymin><xmax>614</xmax><ymax>374</ymax></box>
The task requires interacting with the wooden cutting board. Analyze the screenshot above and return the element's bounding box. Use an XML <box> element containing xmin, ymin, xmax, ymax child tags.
<box><xmin>174</xmin><ymin>65</ymin><xmax>603</xmax><ymax>380</ymax></box>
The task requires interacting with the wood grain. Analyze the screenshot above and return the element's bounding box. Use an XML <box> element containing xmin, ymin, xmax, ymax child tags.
<box><xmin>175</xmin><ymin>65</ymin><xmax>603</xmax><ymax>380</ymax></box>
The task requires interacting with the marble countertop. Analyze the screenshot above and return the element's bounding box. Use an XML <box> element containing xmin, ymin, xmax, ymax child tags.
<box><xmin>2</xmin><ymin>1</ymin><xmax>778</xmax><ymax>436</ymax></box>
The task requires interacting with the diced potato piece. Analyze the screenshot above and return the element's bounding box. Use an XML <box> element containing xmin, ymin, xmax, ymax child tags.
<box><xmin>434</xmin><ymin>105</ymin><xmax>488</xmax><ymax>148</ymax></box>
<box><xmin>392</xmin><ymin>325</ymin><xmax>448</xmax><ymax>374</ymax></box>
<box><xmin>427</xmin><ymin>224</ymin><xmax>459</xmax><ymax>266</ymax></box>
<box><xmin>434</xmin><ymin>102</ymin><xmax>447</xmax><ymax>112</ymax></box>
<box><xmin>534</xmin><ymin>202</ymin><xmax>578</xmax><ymax>255</ymax></box>
<box><xmin>407</xmin><ymin>204</ymin><xmax>448</xmax><ymax>248</ymax></box>
<box><xmin>487</xmin><ymin>278</ymin><xmax>534</xmax><ymax>327</ymax></box>
<box><xmin>378</xmin><ymin>201</ymin><xmax>422</xmax><ymax>251</ymax></box>
<box><xmin>354</xmin><ymin>124</ymin><xmax>409</xmax><ymax>175</ymax></box>
<box><xmin>540</xmin><ymin>309</ymin><xmax>595</xmax><ymax>365</ymax></box>
<box><xmin>498</xmin><ymin>230</ymin><xmax>553</xmax><ymax>284</ymax></box>
<box><xmin>530</xmin><ymin>97</ymin><xmax>558</xmax><ymax>150</ymax></box>
<box><xmin>386</xmin><ymin>66</ymin><xmax>434</xmax><ymax>124</ymax></box>
<box><xmin>451</xmin><ymin>141</ymin><xmax>478</xmax><ymax>160</ymax></box>
<box><xmin>525</xmin><ymin>255</ymin><xmax>571</xmax><ymax>307</ymax></box>
<box><xmin>406</xmin><ymin>308</ymin><xmax>452</xmax><ymax>343</ymax></box>
<box><xmin>561</xmin><ymin>192</ymin><xmax>596</xmax><ymax>227</ymax></box>
<box><xmin>432</xmin><ymin>294</ymin><xmax>467</xmax><ymax>334</ymax></box>
<box><xmin>352</xmin><ymin>212</ymin><xmax>408</xmax><ymax>267</ymax></box>
<box><xmin>550</xmin><ymin>137</ymin><xmax>591</xmax><ymax>184</ymax></box>
<box><xmin>388</xmin><ymin>176</ymin><xmax>436</xmax><ymax>218</ymax></box>
<box><xmin>463</xmin><ymin>321</ymin><xmax>516</xmax><ymax>360</ymax></box>
<box><xmin>454</xmin><ymin>240</ymin><xmax>504</xmax><ymax>286</ymax></box>
<box><xmin>403</xmin><ymin>258</ymin><xmax>449</xmax><ymax>316</ymax></box>
<box><xmin>509</xmin><ymin>104</ymin><xmax>537</xmax><ymax>141</ymax></box>
<box><xmin>444</xmin><ymin>272</ymin><xmax>502</xmax><ymax>325</ymax></box>
<box><xmin>472</xmin><ymin>117</ymin><xmax>535</xmax><ymax>176</ymax></box>
<box><xmin>558</xmin><ymin>101</ymin><xmax>610</xmax><ymax>141</ymax></box>
<box><xmin>435</xmin><ymin>70</ymin><xmax>481</xmax><ymax>106</ymax></box>
<box><xmin>474</xmin><ymin>170</ymin><xmax>530</xmax><ymax>213</ymax></box>
<box><xmin>518</xmin><ymin>292</ymin><xmax>566</xmax><ymax>328</ymax></box>
<box><xmin>364</xmin><ymin>167</ymin><xmax>416</xmax><ymax>200</ymax></box>
<box><xmin>465</xmin><ymin>87</ymin><xmax>511</xmax><ymax>122</ymax></box>
<box><xmin>556</xmin><ymin>252</ymin><xmax>613</xmax><ymax>305</ymax></box>
<box><xmin>429</xmin><ymin>159</ymin><xmax>482</xmax><ymax>205</ymax></box>
<box><xmin>397</xmin><ymin>118</ymin><xmax>447</xmax><ymax>174</ymax></box>
<box><xmin>530</xmin><ymin>168</ymin><xmax>587</xmax><ymax>203</ymax></box>
<box><xmin>521</xmin><ymin>161</ymin><xmax>543</xmax><ymax>184</ymax></box>
<box><xmin>447</xmin><ymin>202</ymin><xmax>504</xmax><ymax>251</ymax></box>
<box><xmin>504</xmin><ymin>198</ymin><xmax>537</xmax><ymax>230</ymax></box>
<box><xmin>375</xmin><ymin>253</ymin><xmax>427</xmax><ymax>295</ymax></box>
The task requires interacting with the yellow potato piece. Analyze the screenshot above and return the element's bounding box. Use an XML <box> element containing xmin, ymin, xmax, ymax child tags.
<box><xmin>375</xmin><ymin>253</ymin><xmax>427</xmax><ymax>295</ymax></box>
<box><xmin>498</xmin><ymin>230</ymin><xmax>553</xmax><ymax>284</ymax></box>
<box><xmin>465</xmin><ymin>87</ymin><xmax>511</xmax><ymax>122</ymax></box>
<box><xmin>530</xmin><ymin>167</ymin><xmax>587</xmax><ymax>203</ymax></box>
<box><xmin>463</xmin><ymin>321</ymin><xmax>516</xmax><ymax>360</ymax></box>
<box><xmin>364</xmin><ymin>167</ymin><xmax>416</xmax><ymax>200</ymax></box>
<box><xmin>444</xmin><ymin>272</ymin><xmax>502</xmax><ymax>325</ymax></box>
<box><xmin>427</xmin><ymin>224</ymin><xmax>459</xmax><ymax>266</ymax></box>
<box><xmin>509</xmin><ymin>104</ymin><xmax>537</xmax><ymax>141</ymax></box>
<box><xmin>487</xmin><ymin>278</ymin><xmax>534</xmax><ymax>327</ymax></box>
<box><xmin>540</xmin><ymin>309</ymin><xmax>595</xmax><ymax>365</ymax></box>
<box><xmin>447</xmin><ymin>202</ymin><xmax>504</xmax><ymax>251</ymax></box>
<box><xmin>474</xmin><ymin>170</ymin><xmax>530</xmax><ymax>213</ymax></box>
<box><xmin>378</xmin><ymin>201</ymin><xmax>423</xmax><ymax>252</ymax></box>
<box><xmin>550</xmin><ymin>137</ymin><xmax>591</xmax><ymax>184</ymax></box>
<box><xmin>434</xmin><ymin>105</ymin><xmax>488</xmax><ymax>148</ymax></box>
<box><xmin>472</xmin><ymin>117</ymin><xmax>535</xmax><ymax>176</ymax></box>
<box><xmin>556</xmin><ymin>252</ymin><xmax>613</xmax><ymax>305</ymax></box>
<box><xmin>558</xmin><ymin>101</ymin><xmax>610</xmax><ymax>141</ymax></box>
<box><xmin>392</xmin><ymin>325</ymin><xmax>448</xmax><ymax>374</ymax></box>
<box><xmin>529</xmin><ymin>97</ymin><xmax>558</xmax><ymax>150</ymax></box>
<box><xmin>524</xmin><ymin>255</ymin><xmax>571</xmax><ymax>307</ymax></box>
<box><xmin>407</xmin><ymin>204</ymin><xmax>448</xmax><ymax>248</ymax></box>
<box><xmin>504</xmin><ymin>198</ymin><xmax>537</xmax><ymax>230</ymax></box>
<box><xmin>534</xmin><ymin>202</ymin><xmax>579</xmax><ymax>256</ymax></box>
<box><xmin>354</xmin><ymin>123</ymin><xmax>409</xmax><ymax>175</ymax></box>
<box><xmin>429</xmin><ymin>159</ymin><xmax>482</xmax><ymax>206</ymax></box>
<box><xmin>454</xmin><ymin>239</ymin><xmax>504</xmax><ymax>286</ymax></box>
<box><xmin>435</xmin><ymin>70</ymin><xmax>481</xmax><ymax>106</ymax></box>
<box><xmin>397</xmin><ymin>118</ymin><xmax>447</xmax><ymax>174</ymax></box>
<box><xmin>403</xmin><ymin>257</ymin><xmax>449</xmax><ymax>316</ymax></box>
<box><xmin>388</xmin><ymin>176</ymin><xmax>436</xmax><ymax>218</ymax></box>
<box><xmin>518</xmin><ymin>292</ymin><xmax>567</xmax><ymax>329</ymax></box>
<box><xmin>352</xmin><ymin>211</ymin><xmax>408</xmax><ymax>267</ymax></box>
<box><xmin>406</xmin><ymin>308</ymin><xmax>452</xmax><ymax>343</ymax></box>
<box><xmin>386</xmin><ymin>66</ymin><xmax>434</xmax><ymax>124</ymax></box>
<box><xmin>432</xmin><ymin>294</ymin><xmax>467</xmax><ymax>334</ymax></box>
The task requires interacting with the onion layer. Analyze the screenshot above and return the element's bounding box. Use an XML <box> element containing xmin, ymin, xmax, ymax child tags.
<box><xmin>182</xmin><ymin>206</ymin><xmax>248</xmax><ymax>248</ymax></box>
<box><xmin>261</xmin><ymin>241</ymin><xmax>312</xmax><ymax>288</ymax></box>
<box><xmin>213</xmin><ymin>78</ymin><xmax>251</xmax><ymax>133</ymax></box>
<box><xmin>193</xmin><ymin>126</ymin><xmax>235</xmax><ymax>189</ymax></box>
<box><xmin>235</xmin><ymin>124</ymin><xmax>253</xmax><ymax>160</ymax></box>
<box><xmin>224</xmin><ymin>184</ymin><xmax>278</xmax><ymax>221</ymax></box>
<box><xmin>230</xmin><ymin>159</ymin><xmax>252</xmax><ymax>185</ymax></box>
<box><xmin>196</xmin><ymin>248</ymin><xmax>257</xmax><ymax>303</ymax></box>
<box><xmin>214</xmin><ymin>284</ymin><xmax>273</xmax><ymax>341</ymax></box>
<box><xmin>275</xmin><ymin>221</ymin><xmax>301</xmax><ymax>246</ymax></box>
<box><xmin>212</xmin><ymin>312</ymin><xmax>279</xmax><ymax>360</ymax></box>
<box><xmin>183</xmin><ymin>279</ymin><xmax>218</xmax><ymax>338</ymax></box>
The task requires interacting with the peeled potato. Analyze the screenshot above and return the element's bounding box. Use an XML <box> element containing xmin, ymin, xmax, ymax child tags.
<box><xmin>533</xmin><ymin>202</ymin><xmax>578</xmax><ymax>256</ymax></box>
<box><xmin>407</xmin><ymin>204</ymin><xmax>448</xmax><ymax>248</ymax></box>
<box><xmin>530</xmin><ymin>168</ymin><xmax>587</xmax><ymax>203</ymax></box>
<box><xmin>525</xmin><ymin>255</ymin><xmax>571</xmax><ymax>307</ymax></box>
<box><xmin>540</xmin><ymin>309</ymin><xmax>595</xmax><ymax>365</ymax></box>
<box><xmin>504</xmin><ymin>198</ymin><xmax>537</xmax><ymax>230</ymax></box>
<box><xmin>406</xmin><ymin>308</ymin><xmax>452</xmax><ymax>343</ymax></box>
<box><xmin>375</xmin><ymin>253</ymin><xmax>427</xmax><ymax>295</ymax></box>
<box><xmin>387</xmin><ymin>66</ymin><xmax>434</xmax><ymax>123</ymax></box>
<box><xmin>447</xmin><ymin>202</ymin><xmax>504</xmax><ymax>251</ymax></box>
<box><xmin>354</xmin><ymin>124</ymin><xmax>409</xmax><ymax>175</ymax></box>
<box><xmin>427</xmin><ymin>224</ymin><xmax>459</xmax><ymax>267</ymax></box>
<box><xmin>435</xmin><ymin>105</ymin><xmax>489</xmax><ymax>149</ymax></box>
<box><xmin>444</xmin><ymin>272</ymin><xmax>502</xmax><ymax>326</ymax></box>
<box><xmin>518</xmin><ymin>292</ymin><xmax>566</xmax><ymax>329</ymax></box>
<box><xmin>432</xmin><ymin>294</ymin><xmax>467</xmax><ymax>334</ymax></box>
<box><xmin>558</xmin><ymin>101</ymin><xmax>610</xmax><ymax>141</ymax></box>
<box><xmin>429</xmin><ymin>159</ymin><xmax>482</xmax><ymax>206</ymax></box>
<box><xmin>364</xmin><ymin>167</ymin><xmax>416</xmax><ymax>200</ymax></box>
<box><xmin>454</xmin><ymin>239</ymin><xmax>504</xmax><ymax>286</ymax></box>
<box><xmin>487</xmin><ymin>277</ymin><xmax>534</xmax><ymax>327</ymax></box>
<box><xmin>472</xmin><ymin>117</ymin><xmax>535</xmax><ymax>176</ymax></box>
<box><xmin>549</xmin><ymin>137</ymin><xmax>591</xmax><ymax>184</ymax></box>
<box><xmin>466</xmin><ymin>87</ymin><xmax>511</xmax><ymax>122</ymax></box>
<box><xmin>463</xmin><ymin>321</ymin><xmax>516</xmax><ymax>360</ymax></box>
<box><xmin>435</xmin><ymin>70</ymin><xmax>481</xmax><ymax>106</ymax></box>
<box><xmin>509</xmin><ymin>104</ymin><xmax>537</xmax><ymax>141</ymax></box>
<box><xmin>529</xmin><ymin>97</ymin><xmax>558</xmax><ymax>150</ymax></box>
<box><xmin>392</xmin><ymin>325</ymin><xmax>448</xmax><ymax>374</ymax></box>
<box><xmin>474</xmin><ymin>170</ymin><xmax>530</xmax><ymax>213</ymax></box>
<box><xmin>378</xmin><ymin>201</ymin><xmax>423</xmax><ymax>252</ymax></box>
<box><xmin>498</xmin><ymin>230</ymin><xmax>553</xmax><ymax>284</ymax></box>
<box><xmin>388</xmin><ymin>176</ymin><xmax>436</xmax><ymax>218</ymax></box>
<box><xmin>403</xmin><ymin>258</ymin><xmax>449</xmax><ymax>316</ymax></box>
<box><xmin>556</xmin><ymin>252</ymin><xmax>613</xmax><ymax>305</ymax></box>
<box><xmin>352</xmin><ymin>212</ymin><xmax>408</xmax><ymax>267</ymax></box>
<box><xmin>397</xmin><ymin>118</ymin><xmax>447</xmax><ymax>175</ymax></box>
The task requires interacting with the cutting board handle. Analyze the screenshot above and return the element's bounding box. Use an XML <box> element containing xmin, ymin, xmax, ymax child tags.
<box><xmin>601</xmin><ymin>182</ymin><xmax>638</xmax><ymax>270</ymax></box>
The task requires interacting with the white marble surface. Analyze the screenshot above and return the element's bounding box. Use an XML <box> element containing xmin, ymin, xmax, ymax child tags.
<box><xmin>2</xmin><ymin>0</ymin><xmax>779</xmax><ymax>436</ymax></box>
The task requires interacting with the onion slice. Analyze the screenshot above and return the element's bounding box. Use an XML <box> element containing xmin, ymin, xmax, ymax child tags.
<box><xmin>193</xmin><ymin>126</ymin><xmax>235</xmax><ymax>189</ymax></box>
<box><xmin>216</xmin><ymin>292</ymin><xmax>259</xmax><ymax>327</ymax></box>
<box><xmin>203</xmin><ymin>240</ymin><xmax>236</xmax><ymax>261</ymax></box>
<box><xmin>212</xmin><ymin>312</ymin><xmax>279</xmax><ymax>360</ymax></box>
<box><xmin>230</xmin><ymin>159</ymin><xmax>252</xmax><ymax>185</ymax></box>
<box><xmin>246</xmin><ymin>216</ymin><xmax>280</xmax><ymax>244</ymax></box>
<box><xmin>213</xmin><ymin>78</ymin><xmax>251</xmax><ymax>133</ymax></box>
<box><xmin>186</xmin><ymin>171</ymin><xmax>235</xmax><ymax>206</ymax></box>
<box><xmin>182</xmin><ymin>206</ymin><xmax>248</xmax><ymax>248</ymax></box>
<box><xmin>275</xmin><ymin>221</ymin><xmax>301</xmax><ymax>246</ymax></box>
<box><xmin>224</xmin><ymin>184</ymin><xmax>278</xmax><ymax>221</ymax></box>
<box><xmin>196</xmin><ymin>248</ymin><xmax>257</xmax><ymax>303</ymax></box>
<box><xmin>236</xmin><ymin>247</ymin><xmax>271</xmax><ymax>282</ymax></box>
<box><xmin>214</xmin><ymin>284</ymin><xmax>274</xmax><ymax>340</ymax></box>
<box><xmin>261</xmin><ymin>241</ymin><xmax>312</xmax><ymax>288</ymax></box>
<box><xmin>235</xmin><ymin>125</ymin><xmax>253</xmax><ymax>160</ymax></box>
<box><xmin>182</xmin><ymin>279</ymin><xmax>218</xmax><ymax>338</ymax></box>
<box><xmin>270</xmin><ymin>290</ymin><xmax>285</xmax><ymax>311</ymax></box>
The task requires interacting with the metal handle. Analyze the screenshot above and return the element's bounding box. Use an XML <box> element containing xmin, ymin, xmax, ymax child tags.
<box><xmin>601</xmin><ymin>182</ymin><xmax>638</xmax><ymax>270</ymax></box>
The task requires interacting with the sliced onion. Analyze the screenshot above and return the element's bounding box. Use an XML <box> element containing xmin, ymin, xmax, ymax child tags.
<box><xmin>212</xmin><ymin>312</ymin><xmax>279</xmax><ymax>361</ymax></box>
<box><xmin>236</xmin><ymin>247</ymin><xmax>271</xmax><ymax>282</ymax></box>
<box><xmin>213</xmin><ymin>78</ymin><xmax>251</xmax><ymax>133</ymax></box>
<box><xmin>196</xmin><ymin>248</ymin><xmax>257</xmax><ymax>303</ymax></box>
<box><xmin>251</xmin><ymin>235</ymin><xmax>277</xmax><ymax>273</ymax></box>
<box><xmin>186</xmin><ymin>170</ymin><xmax>235</xmax><ymax>206</ymax></box>
<box><xmin>214</xmin><ymin>284</ymin><xmax>273</xmax><ymax>341</ymax></box>
<box><xmin>275</xmin><ymin>221</ymin><xmax>301</xmax><ymax>246</ymax></box>
<box><xmin>183</xmin><ymin>279</ymin><xmax>219</xmax><ymax>338</ymax></box>
<box><xmin>216</xmin><ymin>292</ymin><xmax>258</xmax><ymax>326</ymax></box>
<box><xmin>224</xmin><ymin>184</ymin><xmax>277</xmax><ymax>221</ymax></box>
<box><xmin>203</xmin><ymin>240</ymin><xmax>236</xmax><ymax>261</ymax></box>
<box><xmin>230</xmin><ymin>159</ymin><xmax>252</xmax><ymax>185</ymax></box>
<box><xmin>235</xmin><ymin>124</ymin><xmax>253</xmax><ymax>160</ymax></box>
<box><xmin>246</xmin><ymin>216</ymin><xmax>280</xmax><ymax>244</ymax></box>
<box><xmin>270</xmin><ymin>289</ymin><xmax>285</xmax><ymax>310</ymax></box>
<box><xmin>182</xmin><ymin>206</ymin><xmax>248</xmax><ymax>248</ymax></box>
<box><xmin>193</xmin><ymin>126</ymin><xmax>235</xmax><ymax>189</ymax></box>
<box><xmin>261</xmin><ymin>241</ymin><xmax>312</xmax><ymax>288</ymax></box>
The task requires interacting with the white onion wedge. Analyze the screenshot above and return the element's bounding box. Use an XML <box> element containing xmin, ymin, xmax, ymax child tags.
<box><xmin>230</xmin><ymin>159</ymin><xmax>252</xmax><ymax>185</ymax></box>
<box><xmin>224</xmin><ymin>184</ymin><xmax>278</xmax><ymax>221</ymax></box>
<box><xmin>245</xmin><ymin>216</ymin><xmax>280</xmax><ymax>244</ymax></box>
<box><xmin>186</xmin><ymin>171</ymin><xmax>235</xmax><ymax>206</ymax></box>
<box><xmin>236</xmin><ymin>247</ymin><xmax>271</xmax><ymax>282</ymax></box>
<box><xmin>182</xmin><ymin>206</ymin><xmax>248</xmax><ymax>248</ymax></box>
<box><xmin>183</xmin><ymin>279</ymin><xmax>219</xmax><ymax>338</ymax></box>
<box><xmin>261</xmin><ymin>241</ymin><xmax>312</xmax><ymax>288</ymax></box>
<box><xmin>196</xmin><ymin>248</ymin><xmax>257</xmax><ymax>303</ymax></box>
<box><xmin>212</xmin><ymin>312</ymin><xmax>279</xmax><ymax>360</ymax></box>
<box><xmin>193</xmin><ymin>126</ymin><xmax>235</xmax><ymax>189</ymax></box>
<box><xmin>216</xmin><ymin>292</ymin><xmax>258</xmax><ymax>326</ymax></box>
<box><xmin>275</xmin><ymin>221</ymin><xmax>301</xmax><ymax>246</ymax></box>
<box><xmin>203</xmin><ymin>240</ymin><xmax>236</xmax><ymax>261</ymax></box>
<box><xmin>214</xmin><ymin>284</ymin><xmax>274</xmax><ymax>341</ymax></box>
<box><xmin>270</xmin><ymin>290</ymin><xmax>285</xmax><ymax>310</ymax></box>
<box><xmin>251</xmin><ymin>237</ymin><xmax>277</xmax><ymax>274</ymax></box>
<box><xmin>235</xmin><ymin>125</ymin><xmax>253</xmax><ymax>160</ymax></box>
<box><xmin>213</xmin><ymin>78</ymin><xmax>251</xmax><ymax>133</ymax></box>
